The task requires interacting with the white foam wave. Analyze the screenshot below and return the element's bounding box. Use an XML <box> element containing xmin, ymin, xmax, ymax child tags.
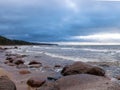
<box><xmin>44</xmin><ymin>52</ymin><xmax>99</xmax><ymax>62</ymax></box>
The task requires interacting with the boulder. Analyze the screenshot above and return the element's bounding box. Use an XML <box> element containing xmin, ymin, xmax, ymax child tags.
<box><xmin>14</xmin><ymin>60</ymin><xmax>24</xmax><ymax>65</ymax></box>
<box><xmin>19</xmin><ymin>69</ymin><xmax>31</xmax><ymax>75</ymax></box>
<box><xmin>6</xmin><ymin>56</ymin><xmax>15</xmax><ymax>63</ymax></box>
<box><xmin>27</xmin><ymin>77</ymin><xmax>46</xmax><ymax>88</ymax></box>
<box><xmin>28</xmin><ymin>61</ymin><xmax>42</xmax><ymax>65</ymax></box>
<box><xmin>0</xmin><ymin>76</ymin><xmax>16</xmax><ymax>90</ymax></box>
<box><xmin>61</xmin><ymin>61</ymin><xmax>105</xmax><ymax>76</ymax></box>
<box><xmin>37</xmin><ymin>74</ymin><xmax>120</xmax><ymax>90</ymax></box>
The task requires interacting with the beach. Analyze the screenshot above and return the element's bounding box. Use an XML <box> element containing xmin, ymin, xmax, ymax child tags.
<box><xmin>0</xmin><ymin>45</ymin><xmax>120</xmax><ymax>90</ymax></box>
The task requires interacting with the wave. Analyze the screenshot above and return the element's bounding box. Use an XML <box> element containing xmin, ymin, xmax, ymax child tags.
<box><xmin>44</xmin><ymin>52</ymin><xmax>100</xmax><ymax>62</ymax></box>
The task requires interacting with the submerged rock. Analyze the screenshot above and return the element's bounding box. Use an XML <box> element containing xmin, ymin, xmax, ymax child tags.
<box><xmin>61</xmin><ymin>61</ymin><xmax>105</xmax><ymax>76</ymax></box>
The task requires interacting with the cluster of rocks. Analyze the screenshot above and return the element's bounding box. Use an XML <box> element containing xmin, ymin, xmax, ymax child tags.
<box><xmin>26</xmin><ymin>61</ymin><xmax>120</xmax><ymax>90</ymax></box>
<box><xmin>4</xmin><ymin>53</ymin><xmax>44</xmax><ymax>75</ymax></box>
<box><xmin>1</xmin><ymin>48</ymin><xmax>120</xmax><ymax>90</ymax></box>
<box><xmin>0</xmin><ymin>46</ymin><xmax>18</xmax><ymax>51</ymax></box>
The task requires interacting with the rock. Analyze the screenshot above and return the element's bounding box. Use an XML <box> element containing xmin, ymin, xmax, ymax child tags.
<box><xmin>5</xmin><ymin>54</ymin><xmax>17</xmax><ymax>56</ymax></box>
<box><xmin>28</xmin><ymin>61</ymin><xmax>42</xmax><ymax>65</ymax></box>
<box><xmin>0</xmin><ymin>76</ymin><xmax>16</xmax><ymax>90</ymax></box>
<box><xmin>61</xmin><ymin>61</ymin><xmax>105</xmax><ymax>76</ymax></box>
<box><xmin>14</xmin><ymin>59</ymin><xmax>24</xmax><ymax>65</ymax></box>
<box><xmin>37</xmin><ymin>82</ymin><xmax>59</xmax><ymax>90</ymax></box>
<box><xmin>16</xmin><ymin>64</ymin><xmax>28</xmax><ymax>69</ymax></box>
<box><xmin>115</xmin><ymin>76</ymin><xmax>120</xmax><ymax>80</ymax></box>
<box><xmin>37</xmin><ymin>74</ymin><xmax>120</xmax><ymax>90</ymax></box>
<box><xmin>47</xmin><ymin>76</ymin><xmax>61</xmax><ymax>81</ymax></box>
<box><xmin>29</xmin><ymin>64</ymin><xmax>42</xmax><ymax>68</ymax></box>
<box><xmin>6</xmin><ymin>56</ymin><xmax>15</xmax><ymax>63</ymax></box>
<box><xmin>27</xmin><ymin>77</ymin><xmax>46</xmax><ymax>88</ymax></box>
<box><xmin>54</xmin><ymin>65</ymin><xmax>62</xmax><ymax>68</ymax></box>
<box><xmin>4</xmin><ymin>61</ymin><xmax>9</xmax><ymax>64</ymax></box>
<box><xmin>14</xmin><ymin>46</ymin><xmax>18</xmax><ymax>49</ymax></box>
<box><xmin>16</xmin><ymin>54</ymin><xmax>27</xmax><ymax>58</ymax></box>
<box><xmin>19</xmin><ymin>69</ymin><xmax>31</xmax><ymax>75</ymax></box>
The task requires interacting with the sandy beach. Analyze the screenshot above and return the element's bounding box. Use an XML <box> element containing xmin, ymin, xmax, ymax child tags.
<box><xmin>0</xmin><ymin>45</ymin><xmax>120</xmax><ymax>90</ymax></box>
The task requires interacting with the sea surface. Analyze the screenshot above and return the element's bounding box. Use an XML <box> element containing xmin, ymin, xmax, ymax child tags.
<box><xmin>6</xmin><ymin>45</ymin><xmax>120</xmax><ymax>78</ymax></box>
<box><xmin>10</xmin><ymin>45</ymin><xmax>120</xmax><ymax>62</ymax></box>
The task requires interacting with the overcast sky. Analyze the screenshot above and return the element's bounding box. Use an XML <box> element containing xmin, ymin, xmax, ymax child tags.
<box><xmin>0</xmin><ymin>0</ymin><xmax>120</xmax><ymax>42</ymax></box>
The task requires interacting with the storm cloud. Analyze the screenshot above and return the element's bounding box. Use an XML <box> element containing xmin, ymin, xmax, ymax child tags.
<box><xmin>0</xmin><ymin>0</ymin><xmax>120</xmax><ymax>42</ymax></box>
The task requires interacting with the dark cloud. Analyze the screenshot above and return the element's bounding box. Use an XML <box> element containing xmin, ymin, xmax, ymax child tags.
<box><xmin>0</xmin><ymin>0</ymin><xmax>120</xmax><ymax>42</ymax></box>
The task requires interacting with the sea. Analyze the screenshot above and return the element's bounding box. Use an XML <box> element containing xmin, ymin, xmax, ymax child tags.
<box><xmin>11</xmin><ymin>45</ymin><xmax>120</xmax><ymax>62</ymax></box>
<box><xmin>7</xmin><ymin>45</ymin><xmax>120</xmax><ymax>77</ymax></box>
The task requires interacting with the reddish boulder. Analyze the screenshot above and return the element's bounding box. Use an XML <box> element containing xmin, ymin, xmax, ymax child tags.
<box><xmin>27</xmin><ymin>77</ymin><xmax>46</xmax><ymax>88</ymax></box>
<box><xmin>61</xmin><ymin>61</ymin><xmax>105</xmax><ymax>76</ymax></box>
<box><xmin>19</xmin><ymin>69</ymin><xmax>31</xmax><ymax>75</ymax></box>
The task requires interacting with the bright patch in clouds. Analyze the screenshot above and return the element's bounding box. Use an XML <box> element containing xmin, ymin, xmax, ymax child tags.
<box><xmin>65</xmin><ymin>0</ymin><xmax>79</xmax><ymax>13</ymax></box>
<box><xmin>71</xmin><ymin>33</ymin><xmax>120</xmax><ymax>42</ymax></box>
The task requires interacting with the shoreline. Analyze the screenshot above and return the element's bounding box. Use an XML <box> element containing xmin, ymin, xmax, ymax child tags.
<box><xmin>0</xmin><ymin>46</ymin><xmax>120</xmax><ymax>90</ymax></box>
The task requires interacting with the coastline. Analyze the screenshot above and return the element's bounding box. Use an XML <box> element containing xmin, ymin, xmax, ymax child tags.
<box><xmin>0</xmin><ymin>46</ymin><xmax>120</xmax><ymax>90</ymax></box>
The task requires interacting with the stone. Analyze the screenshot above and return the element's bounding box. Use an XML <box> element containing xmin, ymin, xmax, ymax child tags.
<box><xmin>4</xmin><ymin>61</ymin><xmax>9</xmax><ymax>64</ymax></box>
<box><xmin>19</xmin><ymin>69</ymin><xmax>31</xmax><ymax>75</ymax></box>
<box><xmin>61</xmin><ymin>61</ymin><xmax>105</xmax><ymax>76</ymax></box>
<box><xmin>28</xmin><ymin>61</ymin><xmax>42</xmax><ymax>65</ymax></box>
<box><xmin>37</xmin><ymin>74</ymin><xmax>120</xmax><ymax>90</ymax></box>
<box><xmin>14</xmin><ymin>60</ymin><xmax>24</xmax><ymax>65</ymax></box>
<box><xmin>6</xmin><ymin>56</ymin><xmax>15</xmax><ymax>63</ymax></box>
<box><xmin>27</xmin><ymin>77</ymin><xmax>46</xmax><ymax>88</ymax></box>
<box><xmin>115</xmin><ymin>76</ymin><xmax>120</xmax><ymax>80</ymax></box>
<box><xmin>54</xmin><ymin>65</ymin><xmax>62</xmax><ymax>68</ymax></box>
<box><xmin>14</xmin><ymin>47</ymin><xmax>18</xmax><ymax>49</ymax></box>
<box><xmin>0</xmin><ymin>76</ymin><xmax>16</xmax><ymax>90</ymax></box>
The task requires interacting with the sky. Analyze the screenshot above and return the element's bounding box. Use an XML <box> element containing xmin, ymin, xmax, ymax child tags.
<box><xmin>1</xmin><ymin>0</ymin><xmax>120</xmax><ymax>43</ymax></box>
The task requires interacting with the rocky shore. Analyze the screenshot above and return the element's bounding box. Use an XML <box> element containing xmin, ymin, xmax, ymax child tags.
<box><xmin>0</xmin><ymin>46</ymin><xmax>120</xmax><ymax>90</ymax></box>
